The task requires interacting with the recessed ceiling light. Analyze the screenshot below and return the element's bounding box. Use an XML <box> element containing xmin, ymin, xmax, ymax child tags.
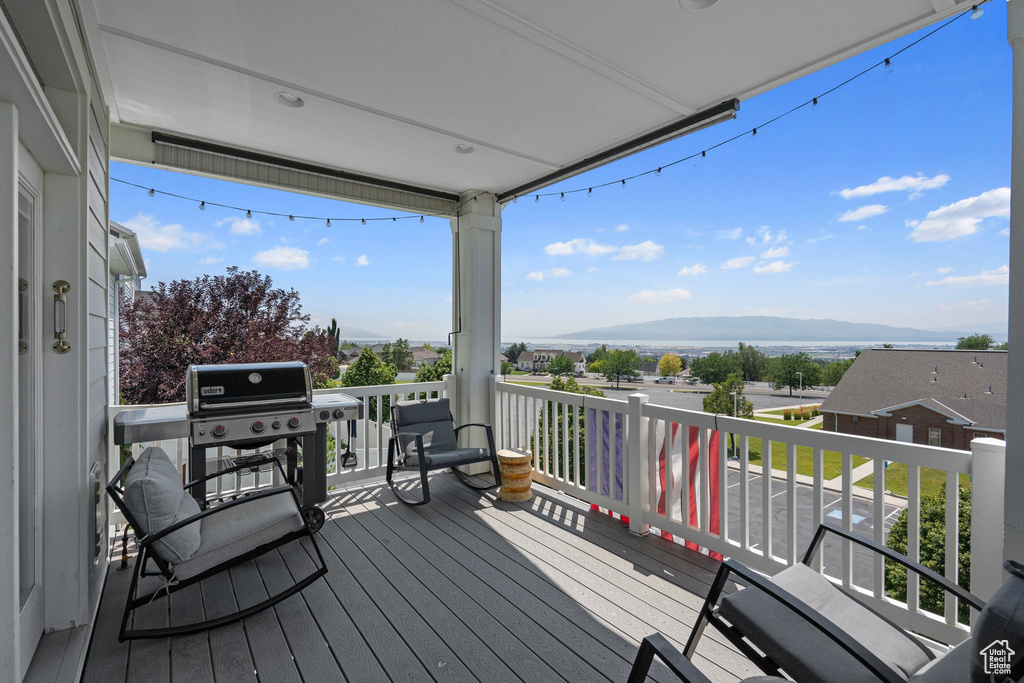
<box><xmin>274</xmin><ymin>92</ymin><xmax>306</xmax><ymax>108</ymax></box>
<box><xmin>453</xmin><ymin>144</ymin><xmax>476</xmax><ymax>155</ymax></box>
<box><xmin>679</xmin><ymin>0</ymin><xmax>718</xmax><ymax>9</ymax></box>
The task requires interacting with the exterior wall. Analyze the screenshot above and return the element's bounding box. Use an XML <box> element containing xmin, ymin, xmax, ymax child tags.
<box><xmin>824</xmin><ymin>409</ymin><xmax>1005</xmax><ymax>450</ymax></box>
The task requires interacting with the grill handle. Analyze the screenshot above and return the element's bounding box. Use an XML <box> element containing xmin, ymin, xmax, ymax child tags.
<box><xmin>198</xmin><ymin>396</ymin><xmax>308</xmax><ymax>411</ymax></box>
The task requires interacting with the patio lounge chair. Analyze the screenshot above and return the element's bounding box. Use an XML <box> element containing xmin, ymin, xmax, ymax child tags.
<box><xmin>386</xmin><ymin>397</ymin><xmax>502</xmax><ymax>505</ymax></box>
<box><xmin>106</xmin><ymin>446</ymin><xmax>328</xmax><ymax>641</ymax></box>
<box><xmin>629</xmin><ymin>523</ymin><xmax>1024</xmax><ymax>682</ymax></box>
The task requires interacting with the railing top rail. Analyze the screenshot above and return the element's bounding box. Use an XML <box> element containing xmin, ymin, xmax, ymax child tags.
<box><xmin>314</xmin><ymin>381</ymin><xmax>446</xmax><ymax>397</ymax></box>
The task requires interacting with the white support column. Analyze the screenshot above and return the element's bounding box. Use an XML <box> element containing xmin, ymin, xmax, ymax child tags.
<box><xmin>450</xmin><ymin>192</ymin><xmax>501</xmax><ymax>471</ymax></box>
<box><xmin>0</xmin><ymin>100</ymin><xmax>20</xmax><ymax>681</ymax></box>
<box><xmin>1005</xmin><ymin>0</ymin><xmax>1024</xmax><ymax>566</ymax></box>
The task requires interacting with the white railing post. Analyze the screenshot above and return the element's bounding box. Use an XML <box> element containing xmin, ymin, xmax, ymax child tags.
<box><xmin>627</xmin><ymin>393</ymin><xmax>650</xmax><ymax>536</ymax></box>
<box><xmin>445</xmin><ymin>373</ymin><xmax>457</xmax><ymax>405</ymax></box>
<box><xmin>971</xmin><ymin>437</ymin><xmax>1007</xmax><ymax>603</ymax></box>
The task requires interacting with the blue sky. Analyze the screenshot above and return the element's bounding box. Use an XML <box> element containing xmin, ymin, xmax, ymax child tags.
<box><xmin>111</xmin><ymin>4</ymin><xmax>1012</xmax><ymax>342</ymax></box>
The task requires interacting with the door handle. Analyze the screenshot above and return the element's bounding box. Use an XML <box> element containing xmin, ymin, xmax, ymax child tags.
<box><xmin>53</xmin><ymin>280</ymin><xmax>70</xmax><ymax>354</ymax></box>
<box><xmin>18</xmin><ymin>278</ymin><xmax>26</xmax><ymax>354</ymax></box>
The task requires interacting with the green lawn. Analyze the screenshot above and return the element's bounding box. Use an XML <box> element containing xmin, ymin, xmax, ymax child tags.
<box><xmin>754</xmin><ymin>415</ymin><xmax>818</xmax><ymax>427</ymax></box>
<box><xmin>855</xmin><ymin>464</ymin><xmax>971</xmax><ymax>498</ymax></box>
<box><xmin>733</xmin><ymin>437</ymin><xmax>868</xmax><ymax>479</ymax></box>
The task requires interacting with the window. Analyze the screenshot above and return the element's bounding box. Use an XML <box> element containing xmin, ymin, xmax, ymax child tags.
<box><xmin>974</xmin><ymin>432</ymin><xmax>988</xmax><ymax>440</ymax></box>
<box><xmin>928</xmin><ymin>427</ymin><xmax>941</xmax><ymax>447</ymax></box>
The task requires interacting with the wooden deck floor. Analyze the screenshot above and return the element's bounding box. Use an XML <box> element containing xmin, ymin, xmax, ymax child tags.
<box><xmin>81</xmin><ymin>475</ymin><xmax>760</xmax><ymax>682</ymax></box>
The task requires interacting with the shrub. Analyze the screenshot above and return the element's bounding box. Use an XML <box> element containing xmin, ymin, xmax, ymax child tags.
<box><xmin>783</xmin><ymin>410</ymin><xmax>792</xmax><ymax>420</ymax></box>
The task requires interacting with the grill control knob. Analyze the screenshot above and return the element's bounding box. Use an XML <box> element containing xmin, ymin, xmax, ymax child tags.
<box><xmin>333</xmin><ymin>408</ymin><xmax>346</xmax><ymax>420</ymax></box>
<box><xmin>212</xmin><ymin>424</ymin><xmax>227</xmax><ymax>438</ymax></box>
<box><xmin>272</xmin><ymin>420</ymin><xmax>281</xmax><ymax>430</ymax></box>
<box><xmin>251</xmin><ymin>420</ymin><xmax>266</xmax><ymax>434</ymax></box>
<box><xmin>287</xmin><ymin>416</ymin><xmax>302</xmax><ymax>430</ymax></box>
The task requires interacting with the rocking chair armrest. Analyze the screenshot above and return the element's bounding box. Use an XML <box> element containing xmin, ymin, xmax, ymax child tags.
<box><xmin>628</xmin><ymin>633</ymin><xmax>713</xmax><ymax>683</ymax></box>
<box><xmin>721</xmin><ymin>559</ymin><xmax>905</xmax><ymax>683</ymax></box>
<box><xmin>803</xmin><ymin>523</ymin><xmax>985</xmax><ymax>611</ymax></box>
<box><xmin>182</xmin><ymin>453</ymin><xmax>286</xmax><ymax>491</ymax></box>
<box><xmin>138</xmin><ymin>485</ymin><xmax>297</xmax><ymax>547</ymax></box>
<box><xmin>453</xmin><ymin>423</ymin><xmax>497</xmax><ymax>452</ymax></box>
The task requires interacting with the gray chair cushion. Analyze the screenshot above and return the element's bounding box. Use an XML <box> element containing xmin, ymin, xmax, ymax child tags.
<box><xmin>393</xmin><ymin>398</ymin><xmax>458</xmax><ymax>455</ymax></box>
<box><xmin>719</xmin><ymin>562</ymin><xmax>934</xmax><ymax>683</ymax></box>
<box><xmin>406</xmin><ymin>447</ymin><xmax>490</xmax><ymax>469</ymax></box>
<box><xmin>173</xmin><ymin>490</ymin><xmax>304</xmax><ymax>580</ymax></box>
<box><xmin>968</xmin><ymin>559</ymin><xmax>1024</xmax><ymax>682</ymax></box>
<box><xmin>908</xmin><ymin>639</ymin><xmax>970</xmax><ymax>682</ymax></box>
<box><xmin>123</xmin><ymin>446</ymin><xmax>202</xmax><ymax>564</ymax></box>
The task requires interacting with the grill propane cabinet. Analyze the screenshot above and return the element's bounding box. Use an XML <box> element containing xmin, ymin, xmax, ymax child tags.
<box><xmin>113</xmin><ymin>361</ymin><xmax>362</xmax><ymax>532</ymax></box>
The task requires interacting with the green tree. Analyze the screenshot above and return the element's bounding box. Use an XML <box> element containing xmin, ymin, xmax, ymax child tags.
<box><xmin>886</xmin><ymin>483</ymin><xmax>971</xmax><ymax>624</ymax></box>
<box><xmin>414</xmin><ymin>348</ymin><xmax>452</xmax><ymax>383</ymax></box>
<box><xmin>997</xmin><ymin>341</ymin><xmax>1009</xmax><ymax>350</ymax></box>
<box><xmin>547</xmin><ymin>354</ymin><xmax>576</xmax><ymax>377</ymax></box>
<box><xmin>380</xmin><ymin>338</ymin><xmax>414</xmax><ymax>372</ymax></box>
<box><xmin>587</xmin><ymin>360</ymin><xmax>603</xmax><ymax>374</ymax></box>
<box><xmin>882</xmin><ymin>342</ymin><xmax>894</xmax><ymax>348</ymax></box>
<box><xmin>341</xmin><ymin>347</ymin><xmax>397</xmax><ymax>421</ymax></box>
<box><xmin>689</xmin><ymin>352</ymin><xmax>742</xmax><ymax>385</ymax></box>
<box><xmin>956</xmin><ymin>333</ymin><xmax>994</xmax><ymax>350</ymax></box>
<box><xmin>586</xmin><ymin>344</ymin><xmax>609</xmax><ymax>365</ymax></box>
<box><xmin>602</xmin><ymin>349</ymin><xmax>641</xmax><ymax>388</ymax></box>
<box><xmin>701</xmin><ymin>373</ymin><xmax>754</xmax><ymax>453</ymax></box>
<box><xmin>736</xmin><ymin>342</ymin><xmax>767</xmax><ymax>382</ymax></box>
<box><xmin>658</xmin><ymin>352</ymin><xmax>683</xmax><ymax>377</ymax></box>
<box><xmin>821</xmin><ymin>359</ymin><xmax>853</xmax><ymax>387</ymax></box>
<box><xmin>326</xmin><ymin>318</ymin><xmax>341</xmax><ymax>357</ymax></box>
<box><xmin>501</xmin><ymin>360</ymin><xmax>512</xmax><ymax>375</ymax></box>
<box><xmin>503</xmin><ymin>342</ymin><xmax>528</xmax><ymax>363</ymax></box>
<box><xmin>766</xmin><ymin>352</ymin><xmax>820</xmax><ymax>396</ymax></box>
<box><xmin>533</xmin><ymin>377</ymin><xmax>606</xmax><ymax>482</ymax></box>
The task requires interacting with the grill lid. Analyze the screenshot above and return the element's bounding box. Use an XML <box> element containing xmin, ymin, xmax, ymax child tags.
<box><xmin>186</xmin><ymin>361</ymin><xmax>312</xmax><ymax>414</ymax></box>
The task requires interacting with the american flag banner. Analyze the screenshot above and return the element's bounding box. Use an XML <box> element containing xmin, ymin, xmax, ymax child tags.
<box><xmin>654</xmin><ymin>421</ymin><xmax>722</xmax><ymax>559</ymax></box>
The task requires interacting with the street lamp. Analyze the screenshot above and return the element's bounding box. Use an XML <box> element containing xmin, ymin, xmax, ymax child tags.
<box><xmin>796</xmin><ymin>371</ymin><xmax>803</xmax><ymax>403</ymax></box>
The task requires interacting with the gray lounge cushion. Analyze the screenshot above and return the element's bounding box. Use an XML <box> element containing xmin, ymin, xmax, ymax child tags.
<box><xmin>719</xmin><ymin>562</ymin><xmax>934</xmax><ymax>683</ymax></box>
<box><xmin>174</xmin><ymin>489</ymin><xmax>304</xmax><ymax>580</ymax></box>
<box><xmin>123</xmin><ymin>446</ymin><xmax>202</xmax><ymax>564</ymax></box>
<box><xmin>968</xmin><ymin>559</ymin><xmax>1024</xmax><ymax>682</ymax></box>
<box><xmin>393</xmin><ymin>398</ymin><xmax>459</xmax><ymax>456</ymax></box>
<box><xmin>908</xmin><ymin>639</ymin><xmax>971</xmax><ymax>682</ymax></box>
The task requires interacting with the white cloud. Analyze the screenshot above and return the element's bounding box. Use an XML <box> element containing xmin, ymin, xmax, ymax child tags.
<box><xmin>526</xmin><ymin>268</ymin><xmax>573</xmax><ymax>281</ymax></box>
<box><xmin>615</xmin><ymin>224</ymin><xmax>629</xmax><ymax>233</ymax></box>
<box><xmin>938</xmin><ymin>299</ymin><xmax>992</xmax><ymax>311</ymax></box>
<box><xmin>678</xmin><ymin>263</ymin><xmax>708</xmax><ymax>276</ymax></box>
<box><xmin>857</xmin><ymin>225</ymin><xmax>868</xmax><ymax>231</ymax></box>
<box><xmin>586</xmin><ymin>267</ymin><xmax>598</xmax><ymax>272</ymax></box>
<box><xmin>755</xmin><ymin>227</ymin><xmax>788</xmax><ymax>244</ymax></box>
<box><xmin>613</xmin><ymin>240</ymin><xmax>664</xmax><ymax>261</ymax></box>
<box><xmin>937</xmin><ymin>267</ymin><xmax>954</xmax><ymax>274</ymax></box>
<box><xmin>219</xmin><ymin>217</ymin><xmax>262</xmax><ymax>236</ymax></box>
<box><xmin>906</xmin><ymin>271</ymin><xmax>922</xmax><ymax>279</ymax></box>
<box><xmin>754</xmin><ymin>260</ymin><xmax>793</xmax><ymax>274</ymax></box>
<box><xmin>356</xmin><ymin>255</ymin><xmax>370</xmax><ymax>266</ymax></box>
<box><xmin>200</xmin><ymin>256</ymin><xmax>223</xmax><ymax>265</ymax></box>
<box><xmin>838</xmin><ymin>204</ymin><xmax>888</xmax><ymax>222</ymax></box>
<box><xmin>761</xmin><ymin>245</ymin><xmax>790</xmax><ymax>259</ymax></box>
<box><xmin>721</xmin><ymin>256</ymin><xmax>755</xmax><ymax>270</ymax></box>
<box><xmin>331</xmin><ymin>256</ymin><xmax>344</xmax><ymax>262</ymax></box>
<box><xmin>1001</xmin><ymin>227</ymin><xmax>1011</xmax><ymax>236</ymax></box>
<box><xmin>925</xmin><ymin>265</ymin><xmax>1008</xmax><ymax>288</ymax></box>
<box><xmin>544</xmin><ymin>238</ymin><xmax>616</xmax><ymax>256</ymax></box>
<box><xmin>253</xmin><ymin>246</ymin><xmax>309</xmax><ymax>270</ymax></box>
<box><xmin>907</xmin><ymin>188</ymin><xmax>1010</xmax><ymax>242</ymax></box>
<box><xmin>838</xmin><ymin>174</ymin><xmax>950</xmax><ymax>200</ymax></box>
<box><xmin>805</xmin><ymin>233</ymin><xmax>834</xmax><ymax>244</ymax></box>
<box><xmin>718</xmin><ymin>228</ymin><xmax>743</xmax><ymax>240</ymax></box>
<box><xmin>626</xmin><ymin>288</ymin><xmax>693</xmax><ymax>305</ymax></box>
<box><xmin>317</xmin><ymin>237</ymin><xmax>332</xmax><ymax>246</ymax></box>
<box><xmin>123</xmin><ymin>213</ymin><xmax>222</xmax><ymax>252</ymax></box>
<box><xmin>745</xmin><ymin>236</ymin><xmax>756</xmax><ymax>246</ymax></box>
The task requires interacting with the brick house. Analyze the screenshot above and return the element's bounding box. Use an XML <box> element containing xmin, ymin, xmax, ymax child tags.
<box><xmin>517</xmin><ymin>349</ymin><xmax>586</xmax><ymax>373</ymax></box>
<box><xmin>820</xmin><ymin>348</ymin><xmax>1005</xmax><ymax>450</ymax></box>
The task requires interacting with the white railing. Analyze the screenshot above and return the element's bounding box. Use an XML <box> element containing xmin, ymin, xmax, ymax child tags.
<box><xmin>106</xmin><ymin>377</ymin><xmax>454</xmax><ymax>525</ymax></box>
<box><xmin>494</xmin><ymin>378</ymin><xmax>1005</xmax><ymax>646</ymax></box>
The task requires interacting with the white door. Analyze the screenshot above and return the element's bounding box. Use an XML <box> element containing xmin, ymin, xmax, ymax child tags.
<box><xmin>896</xmin><ymin>424</ymin><xmax>913</xmax><ymax>443</ymax></box>
<box><xmin>18</xmin><ymin>145</ymin><xmax>44</xmax><ymax>679</ymax></box>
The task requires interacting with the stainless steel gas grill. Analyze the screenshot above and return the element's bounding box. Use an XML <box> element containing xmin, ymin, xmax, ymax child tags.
<box><xmin>114</xmin><ymin>361</ymin><xmax>362</xmax><ymax>532</ymax></box>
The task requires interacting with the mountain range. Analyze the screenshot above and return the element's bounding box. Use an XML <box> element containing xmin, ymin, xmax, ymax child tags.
<box><xmin>557</xmin><ymin>316</ymin><xmax>1004</xmax><ymax>343</ymax></box>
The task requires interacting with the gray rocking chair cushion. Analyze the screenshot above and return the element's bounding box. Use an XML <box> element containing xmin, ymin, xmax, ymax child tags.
<box><xmin>404</xmin><ymin>447</ymin><xmax>490</xmax><ymax>469</ymax></box>
<box><xmin>123</xmin><ymin>446</ymin><xmax>202</xmax><ymax>564</ymax></box>
<box><xmin>719</xmin><ymin>562</ymin><xmax>934</xmax><ymax>683</ymax></box>
<box><xmin>393</xmin><ymin>398</ymin><xmax>458</xmax><ymax>456</ymax></box>
<box><xmin>173</xmin><ymin>489</ymin><xmax>305</xmax><ymax>581</ymax></box>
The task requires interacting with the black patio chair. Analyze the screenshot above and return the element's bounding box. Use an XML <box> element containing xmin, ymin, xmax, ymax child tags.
<box><xmin>629</xmin><ymin>523</ymin><xmax>1024</xmax><ymax>682</ymax></box>
<box><xmin>106</xmin><ymin>446</ymin><xmax>328</xmax><ymax>641</ymax></box>
<box><xmin>386</xmin><ymin>397</ymin><xmax>501</xmax><ymax>505</ymax></box>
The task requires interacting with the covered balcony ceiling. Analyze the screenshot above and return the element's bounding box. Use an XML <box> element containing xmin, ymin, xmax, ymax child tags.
<box><xmin>83</xmin><ymin>0</ymin><xmax>972</xmax><ymax>199</ymax></box>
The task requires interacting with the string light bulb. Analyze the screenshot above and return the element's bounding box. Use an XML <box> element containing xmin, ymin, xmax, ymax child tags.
<box><xmin>535</xmin><ymin>195</ymin><xmax>540</xmax><ymax>203</ymax></box>
<box><xmin>621</xmin><ymin>179</ymin><xmax>626</xmax><ymax>187</ymax></box>
<box><xmin>655</xmin><ymin>168</ymin><xmax>661</xmax><ymax>177</ymax></box>
<box><xmin>752</xmin><ymin>128</ymin><xmax>757</xmax><ymax>137</ymax></box>
<box><xmin>289</xmin><ymin>215</ymin><xmax>294</xmax><ymax>221</ymax></box>
<box><xmin>560</xmin><ymin>193</ymin><xmax>565</xmax><ymax>202</ymax></box>
<box><xmin>701</xmin><ymin>150</ymin><xmax>706</xmax><ymax>158</ymax></box>
<box><xmin>326</xmin><ymin>219</ymin><xmax>331</xmax><ymax>227</ymax></box>
<box><xmin>420</xmin><ymin>216</ymin><xmax>424</xmax><ymax>223</ymax></box>
<box><xmin>246</xmin><ymin>209</ymin><xmax>252</xmax><ymax>218</ymax></box>
<box><xmin>148</xmin><ymin>188</ymin><xmax>155</xmax><ymax>197</ymax></box>
<box><xmin>512</xmin><ymin>196</ymin><xmax>518</xmax><ymax>203</ymax></box>
<box><xmin>587</xmin><ymin>188</ymin><xmax>592</xmax><ymax>197</ymax></box>
<box><xmin>199</xmin><ymin>201</ymin><xmax>205</xmax><ymax>210</ymax></box>
<box><xmin>812</xmin><ymin>97</ymin><xmax>818</xmax><ymax>108</ymax></box>
<box><xmin>971</xmin><ymin>4</ymin><xmax>983</xmax><ymax>19</ymax></box>
<box><xmin>884</xmin><ymin>58</ymin><xmax>893</xmax><ymax>73</ymax></box>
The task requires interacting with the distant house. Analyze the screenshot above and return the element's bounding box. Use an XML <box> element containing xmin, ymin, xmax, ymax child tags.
<box><xmin>108</xmin><ymin>222</ymin><xmax>146</xmax><ymax>404</ymax></box>
<box><xmin>411</xmin><ymin>346</ymin><xmax>441</xmax><ymax>367</ymax></box>
<box><xmin>640</xmin><ymin>360</ymin><xmax>659</xmax><ymax>377</ymax></box>
<box><xmin>819</xmin><ymin>349</ymin><xmax>1006</xmax><ymax>450</ymax></box>
<box><xmin>517</xmin><ymin>349</ymin><xmax>586</xmax><ymax>373</ymax></box>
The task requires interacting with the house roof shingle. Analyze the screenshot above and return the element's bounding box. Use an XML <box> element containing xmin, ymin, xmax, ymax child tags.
<box><xmin>819</xmin><ymin>349</ymin><xmax>1006</xmax><ymax>431</ymax></box>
